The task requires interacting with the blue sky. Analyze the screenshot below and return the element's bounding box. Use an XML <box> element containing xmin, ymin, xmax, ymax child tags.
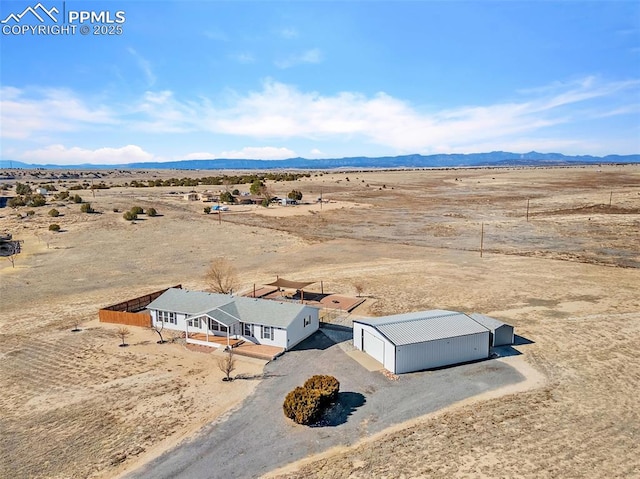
<box><xmin>1</xmin><ymin>0</ymin><xmax>639</xmax><ymax>165</ymax></box>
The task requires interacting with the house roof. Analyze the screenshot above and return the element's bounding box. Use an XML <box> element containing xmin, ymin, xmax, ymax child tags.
<box><xmin>147</xmin><ymin>288</ymin><xmax>312</xmax><ymax>329</ymax></box>
<box><xmin>469</xmin><ymin>313</ymin><xmax>512</xmax><ymax>331</ymax></box>
<box><xmin>354</xmin><ymin>310</ymin><xmax>489</xmax><ymax>346</ymax></box>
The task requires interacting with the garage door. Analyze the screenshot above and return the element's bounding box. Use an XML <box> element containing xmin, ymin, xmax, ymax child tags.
<box><xmin>363</xmin><ymin>330</ymin><xmax>384</xmax><ymax>364</ymax></box>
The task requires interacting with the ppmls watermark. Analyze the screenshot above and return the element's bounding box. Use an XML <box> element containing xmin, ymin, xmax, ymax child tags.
<box><xmin>1</xmin><ymin>2</ymin><xmax>126</xmax><ymax>36</ymax></box>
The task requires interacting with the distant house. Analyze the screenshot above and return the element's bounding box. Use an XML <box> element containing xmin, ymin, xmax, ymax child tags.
<box><xmin>147</xmin><ymin>288</ymin><xmax>319</xmax><ymax>351</ymax></box>
<box><xmin>353</xmin><ymin>310</ymin><xmax>512</xmax><ymax>373</ymax></box>
<box><xmin>183</xmin><ymin>192</ymin><xmax>199</xmax><ymax>201</ymax></box>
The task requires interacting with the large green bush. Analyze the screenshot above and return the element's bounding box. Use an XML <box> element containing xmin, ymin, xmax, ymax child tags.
<box><xmin>283</xmin><ymin>387</ymin><xmax>323</xmax><ymax>425</ymax></box>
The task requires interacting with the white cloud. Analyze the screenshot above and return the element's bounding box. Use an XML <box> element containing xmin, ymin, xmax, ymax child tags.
<box><xmin>217</xmin><ymin>146</ymin><xmax>296</xmax><ymax>159</ymax></box>
<box><xmin>275</xmin><ymin>48</ymin><xmax>323</xmax><ymax>68</ymax></box>
<box><xmin>183</xmin><ymin>151</ymin><xmax>216</xmax><ymax>160</ymax></box>
<box><xmin>19</xmin><ymin>144</ymin><xmax>154</xmax><ymax>165</ymax></box>
<box><xmin>230</xmin><ymin>52</ymin><xmax>255</xmax><ymax>64</ymax></box>
<box><xmin>127</xmin><ymin>47</ymin><xmax>156</xmax><ymax>87</ymax></box>
<box><xmin>278</xmin><ymin>27</ymin><xmax>298</xmax><ymax>39</ymax></box>
<box><xmin>3</xmin><ymin>76</ymin><xmax>638</xmax><ymax>159</ymax></box>
<box><xmin>0</xmin><ymin>87</ymin><xmax>116</xmax><ymax>139</ymax></box>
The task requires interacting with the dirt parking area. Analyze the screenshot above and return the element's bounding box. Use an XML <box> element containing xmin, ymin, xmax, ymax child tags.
<box><xmin>1</xmin><ymin>164</ymin><xmax>639</xmax><ymax>478</ymax></box>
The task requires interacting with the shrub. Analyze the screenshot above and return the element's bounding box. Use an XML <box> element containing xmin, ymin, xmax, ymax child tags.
<box><xmin>147</xmin><ymin>207</ymin><xmax>158</xmax><ymax>217</ymax></box>
<box><xmin>48</xmin><ymin>208</ymin><xmax>60</xmax><ymax>217</ymax></box>
<box><xmin>303</xmin><ymin>375</ymin><xmax>340</xmax><ymax>405</ymax></box>
<box><xmin>130</xmin><ymin>206</ymin><xmax>144</xmax><ymax>215</ymax></box>
<box><xmin>283</xmin><ymin>386</ymin><xmax>324</xmax><ymax>425</ymax></box>
<box><xmin>30</xmin><ymin>194</ymin><xmax>46</xmax><ymax>207</ymax></box>
<box><xmin>283</xmin><ymin>374</ymin><xmax>340</xmax><ymax>425</ymax></box>
<box><xmin>49</xmin><ymin>224</ymin><xmax>60</xmax><ymax>232</ymax></box>
<box><xmin>8</xmin><ymin>197</ymin><xmax>25</xmax><ymax>207</ymax></box>
<box><xmin>219</xmin><ymin>191</ymin><xmax>235</xmax><ymax>203</ymax></box>
<box><xmin>123</xmin><ymin>211</ymin><xmax>137</xmax><ymax>221</ymax></box>
<box><xmin>287</xmin><ymin>190</ymin><xmax>303</xmax><ymax>201</ymax></box>
<box><xmin>80</xmin><ymin>202</ymin><xmax>94</xmax><ymax>213</ymax></box>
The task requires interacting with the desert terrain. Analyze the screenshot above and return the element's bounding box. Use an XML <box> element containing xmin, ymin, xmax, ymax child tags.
<box><xmin>1</xmin><ymin>164</ymin><xmax>639</xmax><ymax>478</ymax></box>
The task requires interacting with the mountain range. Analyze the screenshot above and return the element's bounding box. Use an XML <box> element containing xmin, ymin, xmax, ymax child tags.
<box><xmin>1</xmin><ymin>151</ymin><xmax>639</xmax><ymax>170</ymax></box>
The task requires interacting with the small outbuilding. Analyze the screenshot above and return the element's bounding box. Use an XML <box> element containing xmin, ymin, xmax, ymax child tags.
<box><xmin>469</xmin><ymin>313</ymin><xmax>514</xmax><ymax>347</ymax></box>
<box><xmin>353</xmin><ymin>310</ymin><xmax>490</xmax><ymax>374</ymax></box>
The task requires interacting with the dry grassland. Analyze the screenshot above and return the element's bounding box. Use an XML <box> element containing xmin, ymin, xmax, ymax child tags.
<box><xmin>1</xmin><ymin>164</ymin><xmax>639</xmax><ymax>478</ymax></box>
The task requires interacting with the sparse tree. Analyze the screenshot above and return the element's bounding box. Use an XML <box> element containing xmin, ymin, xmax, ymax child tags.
<box><xmin>3</xmin><ymin>241</ymin><xmax>20</xmax><ymax>268</ymax></box>
<box><xmin>217</xmin><ymin>349</ymin><xmax>236</xmax><ymax>381</ymax></box>
<box><xmin>205</xmin><ymin>257</ymin><xmax>238</xmax><ymax>294</ymax></box>
<box><xmin>117</xmin><ymin>327</ymin><xmax>131</xmax><ymax>347</ymax></box>
<box><xmin>354</xmin><ymin>281</ymin><xmax>365</xmax><ymax>298</ymax></box>
<box><xmin>288</xmin><ymin>190</ymin><xmax>303</xmax><ymax>201</ymax></box>
<box><xmin>151</xmin><ymin>321</ymin><xmax>166</xmax><ymax>344</ymax></box>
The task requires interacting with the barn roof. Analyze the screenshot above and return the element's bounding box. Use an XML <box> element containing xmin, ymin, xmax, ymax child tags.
<box><xmin>469</xmin><ymin>313</ymin><xmax>513</xmax><ymax>331</ymax></box>
<box><xmin>147</xmin><ymin>287</ymin><xmax>311</xmax><ymax>329</ymax></box>
<box><xmin>354</xmin><ymin>310</ymin><xmax>489</xmax><ymax>346</ymax></box>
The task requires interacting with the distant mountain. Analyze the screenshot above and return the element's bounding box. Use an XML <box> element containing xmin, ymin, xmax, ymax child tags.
<box><xmin>2</xmin><ymin>151</ymin><xmax>639</xmax><ymax>170</ymax></box>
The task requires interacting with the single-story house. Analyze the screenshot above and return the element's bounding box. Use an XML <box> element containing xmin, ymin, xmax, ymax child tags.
<box><xmin>469</xmin><ymin>313</ymin><xmax>514</xmax><ymax>347</ymax></box>
<box><xmin>353</xmin><ymin>310</ymin><xmax>491</xmax><ymax>374</ymax></box>
<box><xmin>183</xmin><ymin>192</ymin><xmax>199</xmax><ymax>201</ymax></box>
<box><xmin>147</xmin><ymin>288</ymin><xmax>319</xmax><ymax>351</ymax></box>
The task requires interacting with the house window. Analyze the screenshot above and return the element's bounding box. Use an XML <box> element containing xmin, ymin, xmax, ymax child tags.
<box><xmin>304</xmin><ymin>316</ymin><xmax>311</xmax><ymax>327</ymax></box>
<box><xmin>158</xmin><ymin>311</ymin><xmax>176</xmax><ymax>325</ymax></box>
<box><xmin>243</xmin><ymin>323</ymin><xmax>254</xmax><ymax>336</ymax></box>
<box><xmin>261</xmin><ymin>326</ymin><xmax>273</xmax><ymax>340</ymax></box>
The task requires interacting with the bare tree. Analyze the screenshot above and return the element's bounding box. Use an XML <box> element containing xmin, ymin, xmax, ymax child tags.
<box><xmin>353</xmin><ymin>281</ymin><xmax>365</xmax><ymax>298</ymax></box>
<box><xmin>117</xmin><ymin>327</ymin><xmax>131</xmax><ymax>347</ymax></box>
<box><xmin>217</xmin><ymin>349</ymin><xmax>236</xmax><ymax>381</ymax></box>
<box><xmin>205</xmin><ymin>257</ymin><xmax>238</xmax><ymax>294</ymax></box>
<box><xmin>3</xmin><ymin>241</ymin><xmax>20</xmax><ymax>268</ymax></box>
<box><xmin>150</xmin><ymin>321</ymin><xmax>166</xmax><ymax>344</ymax></box>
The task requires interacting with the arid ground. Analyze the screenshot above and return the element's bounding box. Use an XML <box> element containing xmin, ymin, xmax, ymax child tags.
<box><xmin>1</xmin><ymin>164</ymin><xmax>638</xmax><ymax>478</ymax></box>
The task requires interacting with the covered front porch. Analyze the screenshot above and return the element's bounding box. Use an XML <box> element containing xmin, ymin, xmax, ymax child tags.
<box><xmin>185</xmin><ymin>310</ymin><xmax>240</xmax><ymax>349</ymax></box>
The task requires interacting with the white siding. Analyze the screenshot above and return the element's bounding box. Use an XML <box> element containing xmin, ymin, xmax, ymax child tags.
<box><xmin>493</xmin><ymin>324</ymin><xmax>514</xmax><ymax>346</ymax></box>
<box><xmin>353</xmin><ymin>323</ymin><xmax>394</xmax><ymax>371</ymax></box>
<box><xmin>395</xmin><ymin>332</ymin><xmax>489</xmax><ymax>374</ymax></box>
<box><xmin>283</xmin><ymin>307</ymin><xmax>319</xmax><ymax>350</ymax></box>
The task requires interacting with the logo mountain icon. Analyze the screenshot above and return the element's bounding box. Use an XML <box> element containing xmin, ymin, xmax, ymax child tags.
<box><xmin>1</xmin><ymin>3</ymin><xmax>59</xmax><ymax>24</ymax></box>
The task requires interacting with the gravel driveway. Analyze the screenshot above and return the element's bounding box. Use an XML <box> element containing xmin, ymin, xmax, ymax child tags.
<box><xmin>126</xmin><ymin>327</ymin><xmax>523</xmax><ymax>479</ymax></box>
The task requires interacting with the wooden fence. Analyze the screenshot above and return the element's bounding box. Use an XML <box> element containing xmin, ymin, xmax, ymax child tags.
<box><xmin>98</xmin><ymin>284</ymin><xmax>181</xmax><ymax>327</ymax></box>
<box><xmin>98</xmin><ymin>309</ymin><xmax>152</xmax><ymax>327</ymax></box>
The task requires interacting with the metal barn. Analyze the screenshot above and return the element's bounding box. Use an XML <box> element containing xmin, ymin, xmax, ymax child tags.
<box><xmin>353</xmin><ymin>310</ymin><xmax>490</xmax><ymax>374</ymax></box>
<box><xmin>469</xmin><ymin>313</ymin><xmax>514</xmax><ymax>347</ymax></box>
